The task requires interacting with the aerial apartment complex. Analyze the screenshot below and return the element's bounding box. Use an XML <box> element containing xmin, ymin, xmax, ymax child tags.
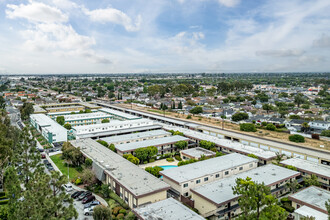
<box><xmin>70</xmin><ymin>138</ymin><xmax>170</xmax><ymax>209</ymax></box>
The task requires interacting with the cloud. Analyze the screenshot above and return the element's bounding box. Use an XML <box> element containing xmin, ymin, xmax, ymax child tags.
<box><xmin>84</xmin><ymin>7</ymin><xmax>142</xmax><ymax>32</ymax></box>
<box><xmin>313</xmin><ymin>34</ymin><xmax>330</xmax><ymax>48</ymax></box>
<box><xmin>6</xmin><ymin>1</ymin><xmax>68</xmax><ymax>23</ymax></box>
<box><xmin>255</xmin><ymin>49</ymin><xmax>305</xmax><ymax>57</ymax></box>
<box><xmin>218</xmin><ymin>0</ymin><xmax>240</xmax><ymax>7</ymax></box>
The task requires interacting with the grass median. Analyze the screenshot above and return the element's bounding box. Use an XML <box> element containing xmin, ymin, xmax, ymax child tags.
<box><xmin>50</xmin><ymin>154</ymin><xmax>81</xmax><ymax>180</ymax></box>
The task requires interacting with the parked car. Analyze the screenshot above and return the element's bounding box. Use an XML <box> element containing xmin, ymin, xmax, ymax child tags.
<box><xmin>84</xmin><ymin>200</ymin><xmax>100</xmax><ymax>209</ymax></box>
<box><xmin>47</xmin><ymin>165</ymin><xmax>54</xmax><ymax>171</ymax></box>
<box><xmin>71</xmin><ymin>191</ymin><xmax>83</xmax><ymax>199</ymax></box>
<box><xmin>82</xmin><ymin>195</ymin><xmax>95</xmax><ymax>204</ymax></box>
<box><xmin>84</xmin><ymin>206</ymin><xmax>96</xmax><ymax>216</ymax></box>
<box><xmin>77</xmin><ymin>191</ymin><xmax>92</xmax><ymax>201</ymax></box>
<box><xmin>43</xmin><ymin>160</ymin><xmax>50</xmax><ymax>165</ymax></box>
<box><xmin>41</xmin><ymin>153</ymin><xmax>46</xmax><ymax>159</ymax></box>
<box><xmin>63</xmin><ymin>184</ymin><xmax>73</xmax><ymax>192</ymax></box>
<box><xmin>37</xmin><ymin>148</ymin><xmax>44</xmax><ymax>152</ymax></box>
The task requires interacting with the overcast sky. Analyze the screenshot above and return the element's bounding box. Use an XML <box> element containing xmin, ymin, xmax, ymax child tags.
<box><xmin>0</xmin><ymin>0</ymin><xmax>330</xmax><ymax>74</ymax></box>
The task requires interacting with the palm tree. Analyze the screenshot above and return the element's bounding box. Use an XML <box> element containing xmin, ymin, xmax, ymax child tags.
<box><xmin>275</xmin><ymin>152</ymin><xmax>285</xmax><ymax>165</ymax></box>
<box><xmin>286</xmin><ymin>179</ymin><xmax>301</xmax><ymax>194</ymax></box>
<box><xmin>301</xmin><ymin>122</ymin><xmax>310</xmax><ymax>133</ymax></box>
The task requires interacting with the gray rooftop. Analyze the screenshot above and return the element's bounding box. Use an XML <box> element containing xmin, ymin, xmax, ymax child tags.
<box><xmin>281</xmin><ymin>158</ymin><xmax>330</xmax><ymax>179</ymax></box>
<box><xmin>180</xmin><ymin>147</ymin><xmax>216</xmax><ymax>158</ymax></box>
<box><xmin>160</xmin><ymin>153</ymin><xmax>258</xmax><ymax>184</ymax></box>
<box><xmin>294</xmin><ymin>206</ymin><xmax>328</xmax><ymax>220</ymax></box>
<box><xmin>115</xmin><ymin>135</ymin><xmax>189</xmax><ymax>152</ymax></box>
<box><xmin>101</xmin><ymin>130</ymin><xmax>170</xmax><ymax>144</ymax></box>
<box><xmin>133</xmin><ymin>198</ymin><xmax>205</xmax><ymax>220</ymax></box>
<box><xmin>76</xmin><ymin>125</ymin><xmax>163</xmax><ymax>139</ymax></box>
<box><xmin>30</xmin><ymin>114</ymin><xmax>67</xmax><ymax>133</ymax></box>
<box><xmin>191</xmin><ymin>164</ymin><xmax>300</xmax><ymax>205</ymax></box>
<box><xmin>70</xmin><ymin>138</ymin><xmax>170</xmax><ymax>197</ymax></box>
<box><xmin>100</xmin><ymin>108</ymin><xmax>141</xmax><ymax>120</ymax></box>
<box><xmin>289</xmin><ymin>186</ymin><xmax>330</xmax><ymax>212</ymax></box>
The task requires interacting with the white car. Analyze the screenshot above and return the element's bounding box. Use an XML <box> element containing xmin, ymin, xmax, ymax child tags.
<box><xmin>63</xmin><ymin>184</ymin><xmax>73</xmax><ymax>192</ymax></box>
<box><xmin>84</xmin><ymin>206</ymin><xmax>95</xmax><ymax>216</ymax></box>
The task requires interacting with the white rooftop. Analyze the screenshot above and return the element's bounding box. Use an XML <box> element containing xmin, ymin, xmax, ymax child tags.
<box><xmin>101</xmin><ymin>130</ymin><xmax>170</xmax><ymax>144</ymax></box>
<box><xmin>191</xmin><ymin>164</ymin><xmax>300</xmax><ymax>205</ymax></box>
<box><xmin>161</xmin><ymin>153</ymin><xmax>258</xmax><ymax>184</ymax></box>
<box><xmin>281</xmin><ymin>158</ymin><xmax>330</xmax><ymax>179</ymax></box>
<box><xmin>70</xmin><ymin>138</ymin><xmax>169</xmax><ymax>197</ymax></box>
<box><xmin>100</xmin><ymin>108</ymin><xmax>140</xmax><ymax>120</ymax></box>
<box><xmin>294</xmin><ymin>206</ymin><xmax>328</xmax><ymax>220</ymax></box>
<box><xmin>133</xmin><ymin>198</ymin><xmax>205</xmax><ymax>220</ymax></box>
<box><xmin>30</xmin><ymin>114</ymin><xmax>67</xmax><ymax>133</ymax></box>
<box><xmin>163</xmin><ymin>125</ymin><xmax>276</xmax><ymax>160</ymax></box>
<box><xmin>180</xmin><ymin>147</ymin><xmax>216</xmax><ymax>158</ymax></box>
<box><xmin>289</xmin><ymin>186</ymin><xmax>330</xmax><ymax>213</ymax></box>
<box><xmin>115</xmin><ymin>135</ymin><xmax>189</xmax><ymax>152</ymax></box>
<box><xmin>63</xmin><ymin>112</ymin><xmax>111</xmax><ymax>121</ymax></box>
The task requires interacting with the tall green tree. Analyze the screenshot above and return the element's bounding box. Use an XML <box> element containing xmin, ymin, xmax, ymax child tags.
<box><xmin>20</xmin><ymin>103</ymin><xmax>34</xmax><ymax>120</ymax></box>
<box><xmin>93</xmin><ymin>205</ymin><xmax>111</xmax><ymax>220</ymax></box>
<box><xmin>56</xmin><ymin>116</ymin><xmax>65</xmax><ymax>125</ymax></box>
<box><xmin>304</xmin><ymin>174</ymin><xmax>321</xmax><ymax>187</ymax></box>
<box><xmin>232</xmin><ymin>177</ymin><xmax>288</xmax><ymax>220</ymax></box>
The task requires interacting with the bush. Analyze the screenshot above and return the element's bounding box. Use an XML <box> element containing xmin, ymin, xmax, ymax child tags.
<box><xmin>289</xmin><ymin>134</ymin><xmax>305</xmax><ymax>143</ymax></box>
<box><xmin>119</xmin><ymin>209</ymin><xmax>126</xmax><ymax>215</ymax></box>
<box><xmin>85</xmin><ymin>158</ymin><xmax>93</xmax><ymax>167</ymax></box>
<box><xmin>174</xmin><ymin>155</ymin><xmax>182</xmax><ymax>161</ymax></box>
<box><xmin>149</xmin><ymin>158</ymin><xmax>155</xmax><ymax>163</ymax></box>
<box><xmin>247</xmin><ymin>154</ymin><xmax>258</xmax><ymax>159</ymax></box>
<box><xmin>112</xmin><ymin>206</ymin><xmax>122</xmax><ymax>215</ymax></box>
<box><xmin>76</xmin><ymin>166</ymin><xmax>83</xmax><ymax>172</ymax></box>
<box><xmin>321</xmin><ymin>130</ymin><xmax>330</xmax><ymax>137</ymax></box>
<box><xmin>109</xmin><ymin>192</ymin><xmax>129</xmax><ymax>209</ymax></box>
<box><xmin>116</xmin><ymin>213</ymin><xmax>124</xmax><ymax>219</ymax></box>
<box><xmin>126</xmin><ymin>211</ymin><xmax>136</xmax><ymax>220</ymax></box>
<box><xmin>97</xmin><ymin>140</ymin><xmax>108</xmax><ymax>147</ymax></box>
<box><xmin>232</xmin><ymin>112</ymin><xmax>249</xmax><ymax>122</ymax></box>
<box><xmin>266</xmin><ymin>124</ymin><xmax>276</xmax><ymax>131</ymax></box>
<box><xmin>143</xmin><ymin>161</ymin><xmax>148</xmax><ymax>164</ymax></box>
<box><xmin>186</xmin><ymin>115</ymin><xmax>192</xmax><ymax>119</ymax></box>
<box><xmin>210</xmin><ymin>147</ymin><xmax>217</xmax><ymax>152</ymax></box>
<box><xmin>166</xmin><ymin>157</ymin><xmax>174</xmax><ymax>162</ymax></box>
<box><xmin>75</xmin><ymin>178</ymin><xmax>82</xmax><ymax>185</ymax></box>
<box><xmin>240</xmin><ymin>123</ymin><xmax>257</xmax><ymax>132</ymax></box>
<box><xmin>261</xmin><ymin>121</ymin><xmax>267</xmax><ymax>126</ymax></box>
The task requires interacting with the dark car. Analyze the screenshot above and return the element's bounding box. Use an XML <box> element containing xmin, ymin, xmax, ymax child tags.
<box><xmin>43</xmin><ymin>159</ymin><xmax>50</xmax><ymax>165</ymax></box>
<box><xmin>84</xmin><ymin>200</ymin><xmax>100</xmax><ymax>209</ymax></box>
<box><xmin>48</xmin><ymin>148</ymin><xmax>55</xmax><ymax>153</ymax></box>
<box><xmin>82</xmin><ymin>195</ymin><xmax>95</xmax><ymax>204</ymax></box>
<box><xmin>77</xmin><ymin>191</ymin><xmax>92</xmax><ymax>201</ymax></box>
<box><xmin>37</xmin><ymin>148</ymin><xmax>44</xmax><ymax>152</ymax></box>
<box><xmin>71</xmin><ymin>191</ymin><xmax>83</xmax><ymax>199</ymax></box>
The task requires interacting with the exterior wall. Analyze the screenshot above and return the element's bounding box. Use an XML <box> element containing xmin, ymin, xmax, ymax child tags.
<box><xmin>192</xmin><ymin>193</ymin><xmax>217</xmax><ymax>217</ymax></box>
<box><xmin>137</xmin><ymin>190</ymin><xmax>167</xmax><ymax>207</ymax></box>
<box><xmin>163</xmin><ymin>161</ymin><xmax>258</xmax><ymax>197</ymax></box>
<box><xmin>119</xmin><ymin>143</ymin><xmax>177</xmax><ymax>156</ymax></box>
<box><xmin>47</xmin><ymin>106</ymin><xmax>84</xmax><ymax>113</ymax></box>
<box><xmin>297</xmin><ymin>172</ymin><xmax>330</xmax><ymax>190</ymax></box>
<box><xmin>66</xmin><ymin>115</ymin><xmax>113</xmax><ymax>127</ymax></box>
<box><xmin>111</xmin><ymin>133</ymin><xmax>170</xmax><ymax>145</ymax></box>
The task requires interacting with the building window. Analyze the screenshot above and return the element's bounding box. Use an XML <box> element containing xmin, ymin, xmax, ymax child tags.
<box><xmin>183</xmin><ymin>183</ymin><xmax>188</xmax><ymax>188</ymax></box>
<box><xmin>204</xmin><ymin>177</ymin><xmax>208</xmax><ymax>182</ymax></box>
<box><xmin>249</xmin><ymin>163</ymin><xmax>253</xmax><ymax>167</ymax></box>
<box><xmin>225</xmin><ymin>171</ymin><xmax>229</xmax><ymax>175</ymax></box>
<box><xmin>239</xmin><ymin>167</ymin><xmax>243</xmax><ymax>171</ymax></box>
<box><xmin>196</xmin><ymin>179</ymin><xmax>201</xmax><ymax>184</ymax></box>
<box><xmin>215</xmin><ymin>174</ymin><xmax>220</xmax><ymax>178</ymax></box>
<box><xmin>184</xmin><ymin>192</ymin><xmax>189</xmax><ymax>197</ymax></box>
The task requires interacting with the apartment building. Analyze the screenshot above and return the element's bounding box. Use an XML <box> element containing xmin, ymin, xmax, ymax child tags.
<box><xmin>70</xmin><ymin>139</ymin><xmax>170</xmax><ymax>209</ymax></box>
<box><xmin>180</xmin><ymin>147</ymin><xmax>216</xmax><ymax>160</ymax></box>
<box><xmin>62</xmin><ymin>112</ymin><xmax>113</xmax><ymax>127</ymax></box>
<box><xmin>191</xmin><ymin>164</ymin><xmax>300</xmax><ymax>219</ymax></box>
<box><xmin>160</xmin><ymin>153</ymin><xmax>258</xmax><ymax>199</ymax></box>
<box><xmin>100</xmin><ymin>130</ymin><xmax>171</xmax><ymax>145</ymax></box>
<box><xmin>281</xmin><ymin>158</ymin><xmax>330</xmax><ymax>191</ymax></box>
<box><xmin>72</xmin><ymin>119</ymin><xmax>154</xmax><ymax>139</ymax></box>
<box><xmin>30</xmin><ymin>114</ymin><xmax>67</xmax><ymax>143</ymax></box>
<box><xmin>115</xmin><ymin>135</ymin><xmax>190</xmax><ymax>156</ymax></box>
<box><xmin>133</xmin><ymin>198</ymin><xmax>205</xmax><ymax>220</ymax></box>
<box><xmin>289</xmin><ymin>186</ymin><xmax>329</xmax><ymax>220</ymax></box>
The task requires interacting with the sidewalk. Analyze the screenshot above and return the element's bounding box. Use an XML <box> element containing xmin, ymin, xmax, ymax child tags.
<box><xmin>46</xmin><ymin>154</ymin><xmax>108</xmax><ymax>207</ymax></box>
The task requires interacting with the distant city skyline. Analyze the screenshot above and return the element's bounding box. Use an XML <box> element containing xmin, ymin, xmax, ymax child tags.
<box><xmin>0</xmin><ymin>0</ymin><xmax>330</xmax><ymax>74</ymax></box>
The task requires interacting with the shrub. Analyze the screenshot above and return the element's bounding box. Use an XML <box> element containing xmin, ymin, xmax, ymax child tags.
<box><xmin>174</xmin><ymin>155</ymin><xmax>182</xmax><ymax>161</ymax></box>
<box><xmin>266</xmin><ymin>124</ymin><xmax>276</xmax><ymax>131</ymax></box>
<box><xmin>261</xmin><ymin>122</ymin><xmax>267</xmax><ymax>127</ymax></box>
<box><xmin>247</xmin><ymin>154</ymin><xmax>258</xmax><ymax>159</ymax></box>
<box><xmin>186</xmin><ymin>115</ymin><xmax>192</xmax><ymax>119</ymax></box>
<box><xmin>285</xmin><ymin>165</ymin><xmax>297</xmax><ymax>171</ymax></box>
<box><xmin>210</xmin><ymin>147</ymin><xmax>217</xmax><ymax>152</ymax></box>
<box><xmin>112</xmin><ymin>206</ymin><xmax>122</xmax><ymax>215</ymax></box>
<box><xmin>76</xmin><ymin>166</ymin><xmax>83</xmax><ymax>172</ymax></box>
<box><xmin>85</xmin><ymin>158</ymin><xmax>93</xmax><ymax>167</ymax></box>
<box><xmin>216</xmin><ymin>151</ymin><xmax>225</xmax><ymax>157</ymax></box>
<box><xmin>321</xmin><ymin>130</ymin><xmax>330</xmax><ymax>137</ymax></box>
<box><xmin>166</xmin><ymin>157</ymin><xmax>174</xmax><ymax>162</ymax></box>
<box><xmin>116</xmin><ymin>213</ymin><xmax>124</xmax><ymax>219</ymax></box>
<box><xmin>109</xmin><ymin>192</ymin><xmax>129</xmax><ymax>209</ymax></box>
<box><xmin>289</xmin><ymin>134</ymin><xmax>305</xmax><ymax>143</ymax></box>
<box><xmin>143</xmin><ymin>161</ymin><xmax>148</xmax><ymax>164</ymax></box>
<box><xmin>232</xmin><ymin>112</ymin><xmax>249</xmax><ymax>122</ymax></box>
<box><xmin>240</xmin><ymin>123</ymin><xmax>257</xmax><ymax>132</ymax></box>
<box><xmin>119</xmin><ymin>209</ymin><xmax>126</xmax><ymax>215</ymax></box>
<box><xmin>97</xmin><ymin>140</ymin><xmax>108</xmax><ymax>148</ymax></box>
<box><xmin>149</xmin><ymin>158</ymin><xmax>155</xmax><ymax>163</ymax></box>
<box><xmin>75</xmin><ymin>178</ymin><xmax>82</xmax><ymax>185</ymax></box>
<box><xmin>126</xmin><ymin>211</ymin><xmax>136</xmax><ymax>220</ymax></box>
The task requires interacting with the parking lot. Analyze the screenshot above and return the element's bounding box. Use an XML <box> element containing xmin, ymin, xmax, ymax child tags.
<box><xmin>68</xmin><ymin>190</ymin><xmax>94</xmax><ymax>220</ymax></box>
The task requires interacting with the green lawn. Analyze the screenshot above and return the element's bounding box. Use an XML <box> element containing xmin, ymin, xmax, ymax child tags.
<box><xmin>50</xmin><ymin>154</ymin><xmax>81</xmax><ymax>180</ymax></box>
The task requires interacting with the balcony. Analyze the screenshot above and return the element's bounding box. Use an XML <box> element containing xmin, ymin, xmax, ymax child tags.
<box><xmin>216</xmin><ymin>204</ymin><xmax>240</xmax><ymax>216</ymax></box>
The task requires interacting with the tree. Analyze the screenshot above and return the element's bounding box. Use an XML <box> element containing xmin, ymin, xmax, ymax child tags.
<box><xmin>240</xmin><ymin>123</ymin><xmax>257</xmax><ymax>132</ymax></box>
<box><xmin>56</xmin><ymin>116</ymin><xmax>65</xmax><ymax>125</ymax></box>
<box><xmin>266</xmin><ymin>124</ymin><xmax>276</xmax><ymax>131</ymax></box>
<box><xmin>232</xmin><ymin>112</ymin><xmax>249</xmax><ymax>122</ymax></box>
<box><xmin>294</xmin><ymin>94</ymin><xmax>306</xmax><ymax>107</ymax></box>
<box><xmin>301</xmin><ymin>104</ymin><xmax>310</xmax><ymax>109</ymax></box>
<box><xmin>289</xmin><ymin>114</ymin><xmax>301</xmax><ymax>119</ymax></box>
<box><xmin>145</xmin><ymin>166</ymin><xmax>164</xmax><ymax>178</ymax></box>
<box><xmin>289</xmin><ymin>134</ymin><xmax>305</xmax><ymax>143</ymax></box>
<box><xmin>325</xmin><ymin>199</ymin><xmax>330</xmax><ymax>220</ymax></box>
<box><xmin>286</xmin><ymin>179</ymin><xmax>301</xmax><ymax>194</ymax></box>
<box><xmin>178</xmin><ymin>101</ymin><xmax>183</xmax><ymax>109</ymax></box>
<box><xmin>321</xmin><ymin>130</ymin><xmax>330</xmax><ymax>137</ymax></box>
<box><xmin>189</xmin><ymin>106</ymin><xmax>203</xmax><ymax>115</ymax></box>
<box><xmin>301</xmin><ymin>122</ymin><xmax>310</xmax><ymax>133</ymax></box>
<box><xmin>101</xmin><ymin>119</ymin><xmax>110</xmax><ymax>123</ymax></box>
<box><xmin>135</xmin><ymin>146</ymin><xmax>158</xmax><ymax>163</ymax></box>
<box><xmin>62</xmin><ymin>142</ymin><xmax>84</xmax><ymax>167</ymax></box>
<box><xmin>93</xmin><ymin>205</ymin><xmax>111</xmax><ymax>220</ymax></box>
<box><xmin>274</xmin><ymin>152</ymin><xmax>284</xmax><ymax>165</ymax></box>
<box><xmin>232</xmin><ymin>177</ymin><xmax>288</xmax><ymax>220</ymax></box>
<box><xmin>199</xmin><ymin>140</ymin><xmax>215</xmax><ymax>150</ymax></box>
<box><xmin>304</xmin><ymin>174</ymin><xmax>321</xmax><ymax>187</ymax></box>
<box><xmin>0</xmin><ymin>96</ymin><xmax>5</xmax><ymax>109</ymax></box>
<box><xmin>123</xmin><ymin>154</ymin><xmax>140</xmax><ymax>165</ymax></box>
<box><xmin>174</xmin><ymin>140</ymin><xmax>188</xmax><ymax>150</ymax></box>
<box><xmin>64</xmin><ymin>123</ymin><xmax>72</xmax><ymax>130</ymax></box>
<box><xmin>81</xmin><ymin>169</ymin><xmax>96</xmax><ymax>186</ymax></box>
<box><xmin>262</xmin><ymin>104</ymin><xmax>273</xmax><ymax>114</ymax></box>
<box><xmin>20</xmin><ymin>103</ymin><xmax>34</xmax><ymax>120</ymax></box>
<box><xmin>108</xmin><ymin>143</ymin><xmax>116</xmax><ymax>152</ymax></box>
